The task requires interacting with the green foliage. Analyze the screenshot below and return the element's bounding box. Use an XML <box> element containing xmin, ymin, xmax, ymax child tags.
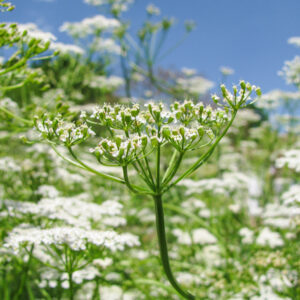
<box><xmin>0</xmin><ymin>1</ymin><xmax>299</xmax><ymax>300</ymax></box>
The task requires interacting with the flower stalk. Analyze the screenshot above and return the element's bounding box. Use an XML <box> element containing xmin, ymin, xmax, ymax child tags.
<box><xmin>31</xmin><ymin>82</ymin><xmax>260</xmax><ymax>299</ymax></box>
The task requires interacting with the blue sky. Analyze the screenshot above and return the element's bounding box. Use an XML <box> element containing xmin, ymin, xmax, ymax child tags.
<box><xmin>3</xmin><ymin>0</ymin><xmax>300</xmax><ymax>93</ymax></box>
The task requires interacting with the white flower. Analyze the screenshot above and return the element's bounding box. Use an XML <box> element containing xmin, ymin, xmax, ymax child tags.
<box><xmin>220</xmin><ymin>66</ymin><xmax>234</xmax><ymax>76</ymax></box>
<box><xmin>0</xmin><ymin>157</ymin><xmax>21</xmax><ymax>172</ymax></box>
<box><xmin>84</xmin><ymin>0</ymin><xmax>134</xmax><ymax>13</ymax></box>
<box><xmin>256</xmin><ymin>228</ymin><xmax>284</xmax><ymax>248</ymax></box>
<box><xmin>146</xmin><ymin>4</ymin><xmax>160</xmax><ymax>16</ymax></box>
<box><xmin>72</xmin><ymin>266</ymin><xmax>100</xmax><ymax>284</ymax></box>
<box><xmin>93</xmin><ymin>257</ymin><xmax>113</xmax><ymax>268</ymax></box>
<box><xmin>264</xmin><ymin>218</ymin><xmax>291</xmax><ymax>229</ymax></box>
<box><xmin>239</xmin><ymin>227</ymin><xmax>254</xmax><ymax>244</ymax></box>
<box><xmin>192</xmin><ymin>228</ymin><xmax>217</xmax><ymax>245</ymax></box>
<box><xmin>91</xmin><ymin>37</ymin><xmax>121</xmax><ymax>55</ymax></box>
<box><xmin>4</xmin><ymin>225</ymin><xmax>140</xmax><ymax>253</ymax></box>
<box><xmin>181</xmin><ymin>67</ymin><xmax>197</xmax><ymax>77</ymax></box>
<box><xmin>88</xmin><ymin>75</ymin><xmax>124</xmax><ymax>90</ymax></box>
<box><xmin>100</xmin><ymin>285</ymin><xmax>123</xmax><ymax>300</ymax></box>
<box><xmin>17</xmin><ymin>23</ymin><xmax>56</xmax><ymax>43</ymax></box>
<box><xmin>50</xmin><ymin>42</ymin><xmax>84</xmax><ymax>55</ymax></box>
<box><xmin>36</xmin><ymin>185</ymin><xmax>60</xmax><ymax>198</ymax></box>
<box><xmin>256</xmin><ymin>89</ymin><xmax>300</xmax><ymax>109</ymax></box>
<box><xmin>172</xmin><ymin>228</ymin><xmax>192</xmax><ymax>245</ymax></box>
<box><xmin>282</xmin><ymin>185</ymin><xmax>300</xmax><ymax>205</ymax></box>
<box><xmin>276</xmin><ymin>149</ymin><xmax>300</xmax><ymax>172</ymax></box>
<box><xmin>279</xmin><ymin>56</ymin><xmax>300</xmax><ymax>86</ymax></box>
<box><xmin>176</xmin><ymin>272</ymin><xmax>200</xmax><ymax>285</ymax></box>
<box><xmin>176</xmin><ymin>76</ymin><xmax>214</xmax><ymax>95</ymax></box>
<box><xmin>60</xmin><ymin>15</ymin><xmax>120</xmax><ymax>38</ymax></box>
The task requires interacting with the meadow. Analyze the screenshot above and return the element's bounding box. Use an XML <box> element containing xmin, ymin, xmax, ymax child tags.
<box><xmin>0</xmin><ymin>1</ymin><xmax>299</xmax><ymax>299</ymax></box>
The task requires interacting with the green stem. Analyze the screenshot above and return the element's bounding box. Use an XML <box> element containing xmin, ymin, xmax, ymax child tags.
<box><xmin>163</xmin><ymin>110</ymin><xmax>237</xmax><ymax>193</ymax></box>
<box><xmin>122</xmin><ymin>166</ymin><xmax>143</xmax><ymax>194</ymax></box>
<box><xmin>162</xmin><ymin>151</ymin><xmax>184</xmax><ymax>187</ymax></box>
<box><xmin>0</xmin><ymin>106</ymin><xmax>32</xmax><ymax>125</ymax></box>
<box><xmin>68</xmin><ymin>271</ymin><xmax>74</xmax><ymax>300</ymax></box>
<box><xmin>156</xmin><ymin>144</ymin><xmax>161</xmax><ymax>191</ymax></box>
<box><xmin>14</xmin><ymin>245</ymin><xmax>34</xmax><ymax>300</ymax></box>
<box><xmin>162</xmin><ymin>149</ymin><xmax>178</xmax><ymax>183</ymax></box>
<box><xmin>153</xmin><ymin>194</ymin><xmax>195</xmax><ymax>299</ymax></box>
<box><xmin>67</xmin><ymin>147</ymin><xmax>125</xmax><ymax>184</ymax></box>
<box><xmin>119</xmin><ymin>40</ymin><xmax>131</xmax><ymax>98</ymax></box>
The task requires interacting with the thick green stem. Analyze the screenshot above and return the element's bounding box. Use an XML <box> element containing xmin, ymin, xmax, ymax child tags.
<box><xmin>68</xmin><ymin>271</ymin><xmax>74</xmax><ymax>300</ymax></box>
<box><xmin>153</xmin><ymin>194</ymin><xmax>195</xmax><ymax>299</ymax></box>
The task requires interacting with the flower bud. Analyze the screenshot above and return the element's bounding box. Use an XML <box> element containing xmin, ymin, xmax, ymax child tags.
<box><xmin>179</xmin><ymin>126</ymin><xmax>185</xmax><ymax>137</ymax></box>
<box><xmin>162</xmin><ymin>126</ymin><xmax>171</xmax><ymax>138</ymax></box>
<box><xmin>150</xmin><ymin>136</ymin><xmax>159</xmax><ymax>147</ymax></box>
<box><xmin>212</xmin><ymin>94</ymin><xmax>220</xmax><ymax>104</ymax></box>
<box><xmin>255</xmin><ymin>87</ymin><xmax>262</xmax><ymax>96</ymax></box>
<box><xmin>197</xmin><ymin>126</ymin><xmax>204</xmax><ymax>137</ymax></box>
<box><xmin>115</xmin><ymin>136</ymin><xmax>122</xmax><ymax>148</ymax></box>
<box><xmin>246</xmin><ymin>82</ymin><xmax>252</xmax><ymax>91</ymax></box>
<box><xmin>220</xmin><ymin>84</ymin><xmax>228</xmax><ymax>98</ymax></box>
<box><xmin>141</xmin><ymin>136</ymin><xmax>148</xmax><ymax>148</ymax></box>
<box><xmin>239</xmin><ymin>80</ymin><xmax>246</xmax><ymax>90</ymax></box>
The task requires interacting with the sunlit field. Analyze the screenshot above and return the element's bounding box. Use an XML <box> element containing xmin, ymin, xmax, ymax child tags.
<box><xmin>0</xmin><ymin>0</ymin><xmax>299</xmax><ymax>299</ymax></box>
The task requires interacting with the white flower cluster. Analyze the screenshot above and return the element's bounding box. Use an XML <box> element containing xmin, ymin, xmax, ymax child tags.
<box><xmin>0</xmin><ymin>156</ymin><xmax>21</xmax><ymax>172</ymax></box>
<box><xmin>172</xmin><ymin>228</ymin><xmax>217</xmax><ymax>245</ymax></box>
<box><xmin>91</xmin><ymin>37</ymin><xmax>121</xmax><ymax>55</ymax></box>
<box><xmin>40</xmin><ymin>266</ymin><xmax>101</xmax><ymax>290</ymax></box>
<box><xmin>86</xmin><ymin>100</ymin><xmax>235</xmax><ymax>167</ymax></box>
<box><xmin>256</xmin><ymin>89</ymin><xmax>300</xmax><ymax>110</ymax></box>
<box><xmin>279</xmin><ymin>56</ymin><xmax>300</xmax><ymax>86</ymax></box>
<box><xmin>4</xmin><ymin>225</ymin><xmax>140</xmax><ymax>253</ymax></box>
<box><xmin>233</xmin><ymin>108</ymin><xmax>261</xmax><ymax>128</ymax></box>
<box><xmin>50</xmin><ymin>42</ymin><xmax>84</xmax><ymax>55</ymax></box>
<box><xmin>176</xmin><ymin>76</ymin><xmax>214</xmax><ymax>96</ymax></box>
<box><xmin>282</xmin><ymin>185</ymin><xmax>300</xmax><ymax>205</ymax></box>
<box><xmin>0</xmin><ymin>97</ymin><xmax>19</xmax><ymax>111</ymax></box>
<box><xmin>220</xmin><ymin>66</ymin><xmax>234</xmax><ymax>76</ymax></box>
<box><xmin>36</xmin><ymin>185</ymin><xmax>60</xmax><ymax>198</ymax></box>
<box><xmin>179</xmin><ymin>172</ymin><xmax>249</xmax><ymax>197</ymax></box>
<box><xmin>146</xmin><ymin>4</ymin><xmax>160</xmax><ymax>16</ymax></box>
<box><xmin>88</xmin><ymin>75</ymin><xmax>124</xmax><ymax>90</ymax></box>
<box><xmin>1</xmin><ymin>196</ymin><xmax>125</xmax><ymax>229</ymax></box>
<box><xmin>276</xmin><ymin>149</ymin><xmax>300</xmax><ymax>172</ymax></box>
<box><xmin>34</xmin><ymin>115</ymin><xmax>95</xmax><ymax>147</ymax></box>
<box><xmin>239</xmin><ymin>227</ymin><xmax>254</xmax><ymax>244</ymax></box>
<box><xmin>84</xmin><ymin>0</ymin><xmax>134</xmax><ymax>14</ymax></box>
<box><xmin>92</xmin><ymin>135</ymin><xmax>148</xmax><ymax>165</ymax></box>
<box><xmin>256</xmin><ymin>227</ymin><xmax>284</xmax><ymax>248</ymax></box>
<box><xmin>17</xmin><ymin>22</ymin><xmax>56</xmax><ymax>44</ymax></box>
<box><xmin>60</xmin><ymin>15</ymin><xmax>120</xmax><ymax>38</ymax></box>
<box><xmin>181</xmin><ymin>67</ymin><xmax>197</xmax><ymax>77</ymax></box>
<box><xmin>161</xmin><ymin>125</ymin><xmax>208</xmax><ymax>151</ymax></box>
<box><xmin>217</xmin><ymin>81</ymin><xmax>261</xmax><ymax>109</ymax></box>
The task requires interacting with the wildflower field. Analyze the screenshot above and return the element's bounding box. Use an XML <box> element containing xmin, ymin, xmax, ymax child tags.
<box><xmin>0</xmin><ymin>1</ymin><xmax>299</xmax><ymax>299</ymax></box>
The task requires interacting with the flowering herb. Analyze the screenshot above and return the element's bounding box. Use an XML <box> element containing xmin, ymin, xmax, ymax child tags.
<box><xmin>34</xmin><ymin>81</ymin><xmax>261</xmax><ymax>299</ymax></box>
